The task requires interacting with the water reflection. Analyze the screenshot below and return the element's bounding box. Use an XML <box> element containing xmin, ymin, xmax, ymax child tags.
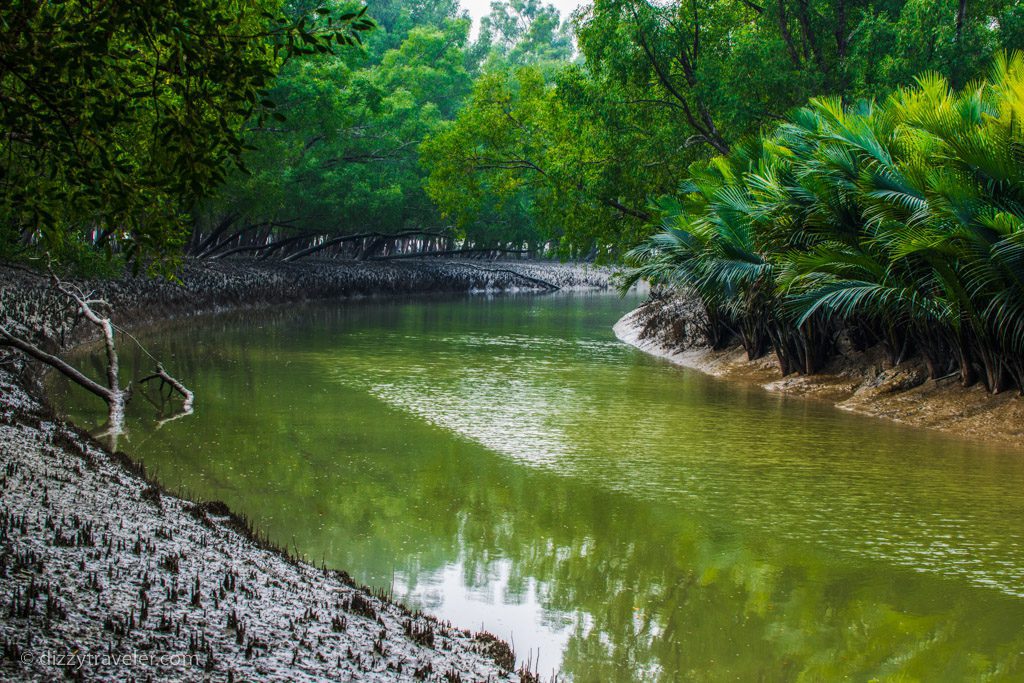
<box><xmin>51</xmin><ymin>293</ymin><xmax>1024</xmax><ymax>680</ymax></box>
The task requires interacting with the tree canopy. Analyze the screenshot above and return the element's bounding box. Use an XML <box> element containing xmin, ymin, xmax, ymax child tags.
<box><xmin>3</xmin><ymin>0</ymin><xmax>1023</xmax><ymax>267</ymax></box>
<box><xmin>422</xmin><ymin>0</ymin><xmax>1023</xmax><ymax>259</ymax></box>
<box><xmin>0</xmin><ymin>0</ymin><xmax>372</xmax><ymax>271</ymax></box>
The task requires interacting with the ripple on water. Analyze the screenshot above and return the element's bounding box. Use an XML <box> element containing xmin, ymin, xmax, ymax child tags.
<box><xmin>324</xmin><ymin>325</ymin><xmax>1024</xmax><ymax>600</ymax></box>
<box><xmin>48</xmin><ymin>293</ymin><xmax>1024</xmax><ymax>679</ymax></box>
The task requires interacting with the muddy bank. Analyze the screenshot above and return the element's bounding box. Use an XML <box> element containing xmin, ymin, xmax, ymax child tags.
<box><xmin>0</xmin><ymin>259</ymin><xmax>614</xmax><ymax>354</ymax></box>
<box><xmin>0</xmin><ymin>374</ymin><xmax>519</xmax><ymax>682</ymax></box>
<box><xmin>615</xmin><ymin>295</ymin><xmax>1024</xmax><ymax>445</ymax></box>
<box><xmin>0</xmin><ymin>258</ymin><xmax>611</xmax><ymax>681</ymax></box>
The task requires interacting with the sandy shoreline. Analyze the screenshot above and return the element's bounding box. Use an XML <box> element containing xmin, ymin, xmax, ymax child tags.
<box><xmin>0</xmin><ymin>258</ymin><xmax>613</xmax><ymax>682</ymax></box>
<box><xmin>614</xmin><ymin>297</ymin><xmax>1024</xmax><ymax>446</ymax></box>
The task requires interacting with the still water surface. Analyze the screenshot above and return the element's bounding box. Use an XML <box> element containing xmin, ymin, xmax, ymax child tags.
<box><xmin>52</xmin><ymin>292</ymin><xmax>1024</xmax><ymax>680</ymax></box>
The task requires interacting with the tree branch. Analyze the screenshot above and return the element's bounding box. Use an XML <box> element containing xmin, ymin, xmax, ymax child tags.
<box><xmin>602</xmin><ymin>197</ymin><xmax>652</xmax><ymax>222</ymax></box>
<box><xmin>140</xmin><ymin>364</ymin><xmax>194</xmax><ymax>413</ymax></box>
<box><xmin>283</xmin><ymin>230</ymin><xmax>449</xmax><ymax>263</ymax></box>
<box><xmin>0</xmin><ymin>326</ymin><xmax>111</xmax><ymax>401</ymax></box>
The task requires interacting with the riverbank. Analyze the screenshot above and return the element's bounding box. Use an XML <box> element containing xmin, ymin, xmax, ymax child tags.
<box><xmin>0</xmin><ymin>258</ymin><xmax>612</xmax><ymax>681</ymax></box>
<box><xmin>615</xmin><ymin>295</ymin><xmax>1024</xmax><ymax>446</ymax></box>
<box><xmin>1</xmin><ymin>259</ymin><xmax>613</xmax><ymax>352</ymax></box>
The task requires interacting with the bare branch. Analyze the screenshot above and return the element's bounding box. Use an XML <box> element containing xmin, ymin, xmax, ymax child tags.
<box><xmin>283</xmin><ymin>229</ymin><xmax>449</xmax><ymax>263</ymax></box>
<box><xmin>140</xmin><ymin>364</ymin><xmax>195</xmax><ymax>413</ymax></box>
<box><xmin>0</xmin><ymin>325</ymin><xmax>112</xmax><ymax>401</ymax></box>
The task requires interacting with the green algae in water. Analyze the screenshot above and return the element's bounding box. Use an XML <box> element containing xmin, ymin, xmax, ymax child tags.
<box><xmin>50</xmin><ymin>292</ymin><xmax>1024</xmax><ymax>681</ymax></box>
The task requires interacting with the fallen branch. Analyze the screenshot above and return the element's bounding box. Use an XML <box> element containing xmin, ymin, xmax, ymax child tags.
<box><xmin>44</xmin><ymin>269</ymin><xmax>131</xmax><ymax>434</ymax></box>
<box><xmin>190</xmin><ymin>212</ymin><xmax>241</xmax><ymax>256</ymax></box>
<box><xmin>451</xmin><ymin>263</ymin><xmax>560</xmax><ymax>291</ymax></box>
<box><xmin>283</xmin><ymin>230</ymin><xmax>448</xmax><ymax>262</ymax></box>
<box><xmin>2</xmin><ymin>264</ymin><xmax>194</xmax><ymax>444</ymax></box>
<box><xmin>370</xmin><ymin>248</ymin><xmax>530</xmax><ymax>261</ymax></box>
<box><xmin>211</xmin><ymin>233</ymin><xmax>310</xmax><ymax>260</ymax></box>
<box><xmin>0</xmin><ymin>325</ymin><xmax>112</xmax><ymax>401</ymax></box>
<box><xmin>140</xmin><ymin>364</ymin><xmax>195</xmax><ymax>413</ymax></box>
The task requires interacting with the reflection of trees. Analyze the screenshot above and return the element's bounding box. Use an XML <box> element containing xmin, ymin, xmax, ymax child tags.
<box><xmin>444</xmin><ymin>473</ymin><xmax>1024</xmax><ymax>680</ymax></box>
<box><xmin>50</xmin><ymin>299</ymin><xmax>1024</xmax><ymax>681</ymax></box>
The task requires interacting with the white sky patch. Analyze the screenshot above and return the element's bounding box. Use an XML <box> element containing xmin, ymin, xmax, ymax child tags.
<box><xmin>460</xmin><ymin>0</ymin><xmax>584</xmax><ymax>37</ymax></box>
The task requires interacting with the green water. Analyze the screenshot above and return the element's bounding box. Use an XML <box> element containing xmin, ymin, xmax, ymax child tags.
<box><xmin>51</xmin><ymin>292</ymin><xmax>1024</xmax><ymax>681</ymax></box>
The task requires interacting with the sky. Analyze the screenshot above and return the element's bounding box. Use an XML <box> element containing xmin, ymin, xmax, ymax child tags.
<box><xmin>460</xmin><ymin>0</ymin><xmax>584</xmax><ymax>31</ymax></box>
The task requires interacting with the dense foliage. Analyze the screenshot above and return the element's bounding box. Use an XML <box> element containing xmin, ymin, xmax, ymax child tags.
<box><xmin>190</xmin><ymin>2</ymin><xmax>475</xmax><ymax>261</ymax></box>
<box><xmin>4</xmin><ymin>0</ymin><xmax>1024</xmax><ymax>272</ymax></box>
<box><xmin>192</xmin><ymin>0</ymin><xmax>575</xmax><ymax>261</ymax></box>
<box><xmin>425</xmin><ymin>0</ymin><xmax>1023</xmax><ymax>258</ymax></box>
<box><xmin>625</xmin><ymin>54</ymin><xmax>1024</xmax><ymax>392</ymax></box>
<box><xmin>0</xmin><ymin>0</ymin><xmax>373</xmax><ymax>271</ymax></box>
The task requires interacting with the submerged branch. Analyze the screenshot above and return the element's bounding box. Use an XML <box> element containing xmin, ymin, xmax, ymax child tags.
<box><xmin>3</xmin><ymin>265</ymin><xmax>194</xmax><ymax>441</ymax></box>
<box><xmin>139</xmin><ymin>364</ymin><xmax>195</xmax><ymax>413</ymax></box>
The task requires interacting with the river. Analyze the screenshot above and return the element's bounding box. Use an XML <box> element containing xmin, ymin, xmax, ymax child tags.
<box><xmin>50</xmin><ymin>291</ymin><xmax>1024</xmax><ymax>680</ymax></box>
